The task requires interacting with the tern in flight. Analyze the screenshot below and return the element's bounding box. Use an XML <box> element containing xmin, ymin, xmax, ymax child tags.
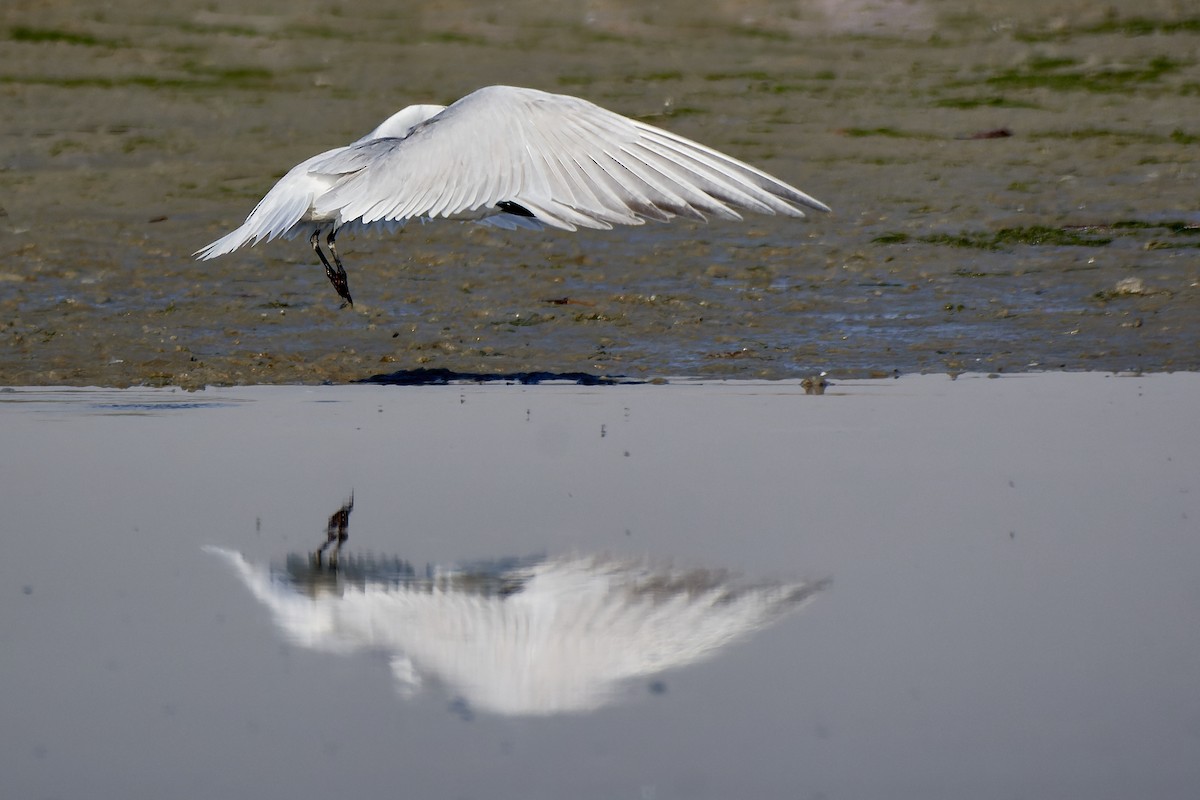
<box><xmin>195</xmin><ymin>85</ymin><xmax>829</xmax><ymax>307</ymax></box>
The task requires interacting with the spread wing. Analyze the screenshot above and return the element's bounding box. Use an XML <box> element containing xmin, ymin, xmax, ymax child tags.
<box><xmin>311</xmin><ymin>85</ymin><xmax>829</xmax><ymax>232</ymax></box>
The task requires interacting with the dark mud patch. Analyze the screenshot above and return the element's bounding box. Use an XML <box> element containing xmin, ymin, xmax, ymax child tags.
<box><xmin>362</xmin><ymin>368</ymin><xmax>641</xmax><ymax>386</ymax></box>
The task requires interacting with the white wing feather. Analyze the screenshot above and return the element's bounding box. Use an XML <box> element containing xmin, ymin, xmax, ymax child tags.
<box><xmin>193</xmin><ymin>149</ymin><xmax>342</xmax><ymax>259</ymax></box>
<box><xmin>194</xmin><ymin>104</ymin><xmax>448</xmax><ymax>260</ymax></box>
<box><xmin>311</xmin><ymin>85</ymin><xmax>829</xmax><ymax>233</ymax></box>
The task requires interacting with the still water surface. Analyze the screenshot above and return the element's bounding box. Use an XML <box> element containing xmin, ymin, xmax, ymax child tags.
<box><xmin>2</xmin><ymin>374</ymin><xmax>1198</xmax><ymax>799</ymax></box>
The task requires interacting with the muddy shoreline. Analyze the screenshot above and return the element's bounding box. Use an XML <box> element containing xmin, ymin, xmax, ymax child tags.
<box><xmin>2</xmin><ymin>0</ymin><xmax>1198</xmax><ymax>387</ymax></box>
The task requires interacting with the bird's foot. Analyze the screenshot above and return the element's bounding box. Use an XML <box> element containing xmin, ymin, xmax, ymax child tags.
<box><xmin>311</xmin><ymin>231</ymin><xmax>354</xmax><ymax>308</ymax></box>
<box><xmin>325</xmin><ymin>262</ymin><xmax>354</xmax><ymax>308</ymax></box>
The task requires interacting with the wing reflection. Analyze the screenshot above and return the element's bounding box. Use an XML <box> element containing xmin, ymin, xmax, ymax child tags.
<box><xmin>207</xmin><ymin>499</ymin><xmax>826</xmax><ymax>716</ymax></box>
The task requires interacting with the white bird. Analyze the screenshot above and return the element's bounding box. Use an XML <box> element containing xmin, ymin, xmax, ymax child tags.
<box><xmin>195</xmin><ymin>85</ymin><xmax>830</xmax><ymax>307</ymax></box>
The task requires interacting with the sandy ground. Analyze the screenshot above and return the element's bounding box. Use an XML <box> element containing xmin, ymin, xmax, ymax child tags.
<box><xmin>1</xmin><ymin>0</ymin><xmax>1198</xmax><ymax>386</ymax></box>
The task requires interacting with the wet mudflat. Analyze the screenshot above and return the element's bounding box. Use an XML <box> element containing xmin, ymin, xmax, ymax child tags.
<box><xmin>2</xmin><ymin>0</ymin><xmax>1199</xmax><ymax>386</ymax></box>
<box><xmin>2</xmin><ymin>373</ymin><xmax>1198</xmax><ymax>799</ymax></box>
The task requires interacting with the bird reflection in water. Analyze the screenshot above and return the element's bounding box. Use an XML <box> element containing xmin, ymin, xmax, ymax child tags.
<box><xmin>207</xmin><ymin>495</ymin><xmax>827</xmax><ymax>717</ymax></box>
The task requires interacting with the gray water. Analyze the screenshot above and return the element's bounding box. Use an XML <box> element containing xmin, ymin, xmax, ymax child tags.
<box><xmin>3</xmin><ymin>374</ymin><xmax>1198</xmax><ymax>799</ymax></box>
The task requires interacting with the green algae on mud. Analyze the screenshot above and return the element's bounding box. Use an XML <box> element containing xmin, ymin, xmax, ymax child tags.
<box><xmin>1</xmin><ymin>0</ymin><xmax>1198</xmax><ymax>387</ymax></box>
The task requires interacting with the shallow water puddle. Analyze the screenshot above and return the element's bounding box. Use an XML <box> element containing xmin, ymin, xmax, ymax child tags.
<box><xmin>2</xmin><ymin>374</ymin><xmax>1198</xmax><ymax>799</ymax></box>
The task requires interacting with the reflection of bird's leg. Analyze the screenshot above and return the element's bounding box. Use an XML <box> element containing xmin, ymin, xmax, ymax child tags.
<box><xmin>310</xmin><ymin>228</ymin><xmax>353</xmax><ymax>308</ymax></box>
<box><xmin>313</xmin><ymin>493</ymin><xmax>354</xmax><ymax>568</ymax></box>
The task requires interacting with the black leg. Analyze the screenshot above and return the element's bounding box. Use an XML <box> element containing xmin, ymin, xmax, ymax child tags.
<box><xmin>326</xmin><ymin>230</ymin><xmax>353</xmax><ymax>307</ymax></box>
<box><xmin>310</xmin><ymin>229</ymin><xmax>353</xmax><ymax>308</ymax></box>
